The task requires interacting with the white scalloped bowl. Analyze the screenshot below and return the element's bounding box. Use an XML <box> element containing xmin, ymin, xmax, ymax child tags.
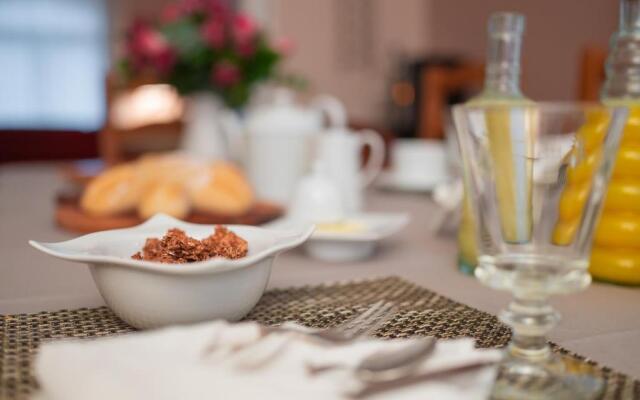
<box><xmin>29</xmin><ymin>214</ymin><xmax>314</xmax><ymax>329</ymax></box>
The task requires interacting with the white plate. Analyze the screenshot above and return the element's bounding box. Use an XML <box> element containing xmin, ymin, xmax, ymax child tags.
<box><xmin>30</xmin><ymin>214</ymin><xmax>313</xmax><ymax>329</ymax></box>
<box><xmin>268</xmin><ymin>213</ymin><xmax>409</xmax><ymax>262</ymax></box>
<box><xmin>376</xmin><ymin>171</ymin><xmax>447</xmax><ymax>193</ymax></box>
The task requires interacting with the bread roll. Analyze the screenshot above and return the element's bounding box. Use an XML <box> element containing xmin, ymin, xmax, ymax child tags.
<box><xmin>189</xmin><ymin>162</ymin><xmax>254</xmax><ymax>216</ymax></box>
<box><xmin>138</xmin><ymin>182</ymin><xmax>191</xmax><ymax>220</ymax></box>
<box><xmin>81</xmin><ymin>164</ymin><xmax>143</xmax><ymax>216</ymax></box>
<box><xmin>137</xmin><ymin>154</ymin><xmax>207</xmax><ymax>189</ymax></box>
<box><xmin>81</xmin><ymin>154</ymin><xmax>254</xmax><ymax>219</ymax></box>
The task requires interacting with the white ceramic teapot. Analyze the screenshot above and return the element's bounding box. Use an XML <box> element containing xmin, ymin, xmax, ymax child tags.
<box><xmin>242</xmin><ymin>88</ymin><xmax>346</xmax><ymax>205</ymax></box>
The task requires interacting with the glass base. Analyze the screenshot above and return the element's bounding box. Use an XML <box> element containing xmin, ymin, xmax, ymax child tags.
<box><xmin>457</xmin><ymin>255</ymin><xmax>476</xmax><ymax>276</ymax></box>
<box><xmin>475</xmin><ymin>254</ymin><xmax>592</xmax><ymax>295</ymax></box>
<box><xmin>491</xmin><ymin>353</ymin><xmax>604</xmax><ymax>400</ymax></box>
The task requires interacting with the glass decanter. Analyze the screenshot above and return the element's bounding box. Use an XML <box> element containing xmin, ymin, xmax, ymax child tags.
<box><xmin>458</xmin><ymin>12</ymin><xmax>532</xmax><ymax>275</ymax></box>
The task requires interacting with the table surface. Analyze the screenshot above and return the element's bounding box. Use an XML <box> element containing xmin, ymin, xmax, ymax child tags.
<box><xmin>2</xmin><ymin>163</ymin><xmax>639</xmax><ymax>379</ymax></box>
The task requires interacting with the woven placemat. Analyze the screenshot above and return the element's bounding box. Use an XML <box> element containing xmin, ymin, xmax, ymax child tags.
<box><xmin>1</xmin><ymin>276</ymin><xmax>638</xmax><ymax>399</ymax></box>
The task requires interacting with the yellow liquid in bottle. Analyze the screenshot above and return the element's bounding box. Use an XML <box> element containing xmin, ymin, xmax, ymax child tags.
<box><xmin>457</xmin><ymin>12</ymin><xmax>529</xmax><ymax>273</ymax></box>
<box><xmin>458</xmin><ymin>96</ymin><xmax>533</xmax><ymax>273</ymax></box>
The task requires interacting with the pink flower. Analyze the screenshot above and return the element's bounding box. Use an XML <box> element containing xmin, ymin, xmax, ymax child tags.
<box><xmin>273</xmin><ymin>36</ymin><xmax>295</xmax><ymax>56</ymax></box>
<box><xmin>129</xmin><ymin>21</ymin><xmax>169</xmax><ymax>57</ymax></box>
<box><xmin>160</xmin><ymin>4</ymin><xmax>182</xmax><ymax>23</ymax></box>
<box><xmin>211</xmin><ymin>61</ymin><xmax>240</xmax><ymax>87</ymax></box>
<box><xmin>231</xmin><ymin>13</ymin><xmax>256</xmax><ymax>45</ymax></box>
<box><xmin>180</xmin><ymin>0</ymin><xmax>207</xmax><ymax>13</ymax></box>
<box><xmin>236</xmin><ymin>41</ymin><xmax>255</xmax><ymax>57</ymax></box>
<box><xmin>181</xmin><ymin>0</ymin><xmax>229</xmax><ymax>17</ymax></box>
<box><xmin>127</xmin><ymin>20</ymin><xmax>175</xmax><ymax>75</ymax></box>
<box><xmin>201</xmin><ymin>17</ymin><xmax>226</xmax><ymax>49</ymax></box>
<box><xmin>205</xmin><ymin>0</ymin><xmax>230</xmax><ymax>19</ymax></box>
<box><xmin>152</xmin><ymin>50</ymin><xmax>177</xmax><ymax>75</ymax></box>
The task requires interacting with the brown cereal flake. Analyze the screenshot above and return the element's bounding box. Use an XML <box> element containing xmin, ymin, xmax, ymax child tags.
<box><xmin>132</xmin><ymin>226</ymin><xmax>248</xmax><ymax>263</ymax></box>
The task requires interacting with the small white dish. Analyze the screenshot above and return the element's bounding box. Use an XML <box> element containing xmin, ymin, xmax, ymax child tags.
<box><xmin>376</xmin><ymin>171</ymin><xmax>446</xmax><ymax>193</ymax></box>
<box><xmin>29</xmin><ymin>214</ymin><xmax>313</xmax><ymax>329</ymax></box>
<box><xmin>378</xmin><ymin>138</ymin><xmax>451</xmax><ymax>193</ymax></box>
<box><xmin>268</xmin><ymin>213</ymin><xmax>409</xmax><ymax>262</ymax></box>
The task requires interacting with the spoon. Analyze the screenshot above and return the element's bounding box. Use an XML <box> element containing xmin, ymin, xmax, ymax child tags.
<box><xmin>307</xmin><ymin>337</ymin><xmax>437</xmax><ymax>381</ymax></box>
<box><xmin>355</xmin><ymin>337</ymin><xmax>437</xmax><ymax>383</ymax></box>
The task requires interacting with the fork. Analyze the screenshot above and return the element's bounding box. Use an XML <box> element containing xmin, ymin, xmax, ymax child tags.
<box><xmin>222</xmin><ymin>300</ymin><xmax>398</xmax><ymax>369</ymax></box>
<box><xmin>260</xmin><ymin>300</ymin><xmax>397</xmax><ymax>344</ymax></box>
<box><xmin>201</xmin><ymin>300</ymin><xmax>396</xmax><ymax>360</ymax></box>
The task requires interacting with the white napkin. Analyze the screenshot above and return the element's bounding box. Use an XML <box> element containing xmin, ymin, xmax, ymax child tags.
<box><xmin>34</xmin><ymin>321</ymin><xmax>501</xmax><ymax>400</ymax></box>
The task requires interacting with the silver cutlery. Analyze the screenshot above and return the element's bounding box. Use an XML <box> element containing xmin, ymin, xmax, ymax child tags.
<box><xmin>354</xmin><ymin>337</ymin><xmax>437</xmax><ymax>382</ymax></box>
<box><xmin>233</xmin><ymin>300</ymin><xmax>398</xmax><ymax>369</ymax></box>
<box><xmin>306</xmin><ymin>336</ymin><xmax>437</xmax><ymax>379</ymax></box>
<box><xmin>259</xmin><ymin>300</ymin><xmax>397</xmax><ymax>345</ymax></box>
<box><xmin>349</xmin><ymin>359</ymin><xmax>496</xmax><ymax>399</ymax></box>
<box><xmin>202</xmin><ymin>300</ymin><xmax>397</xmax><ymax>365</ymax></box>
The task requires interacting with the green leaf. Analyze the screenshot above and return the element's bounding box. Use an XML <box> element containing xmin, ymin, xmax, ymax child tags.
<box><xmin>117</xmin><ymin>59</ymin><xmax>133</xmax><ymax>80</ymax></box>
<box><xmin>224</xmin><ymin>83</ymin><xmax>250</xmax><ymax>108</ymax></box>
<box><xmin>161</xmin><ymin>19</ymin><xmax>206</xmax><ymax>59</ymax></box>
<box><xmin>242</xmin><ymin>45</ymin><xmax>280</xmax><ymax>84</ymax></box>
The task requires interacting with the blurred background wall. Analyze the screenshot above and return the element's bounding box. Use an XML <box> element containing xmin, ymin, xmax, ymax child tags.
<box><xmin>0</xmin><ymin>0</ymin><xmax>619</xmax><ymax>161</ymax></box>
<box><xmin>429</xmin><ymin>0</ymin><xmax>616</xmax><ymax>102</ymax></box>
<box><xmin>108</xmin><ymin>0</ymin><xmax>616</xmax><ymax>125</ymax></box>
<box><xmin>269</xmin><ymin>0</ymin><xmax>433</xmax><ymax>125</ymax></box>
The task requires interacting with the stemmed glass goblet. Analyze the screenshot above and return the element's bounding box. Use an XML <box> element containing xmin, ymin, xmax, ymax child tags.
<box><xmin>452</xmin><ymin>103</ymin><xmax>628</xmax><ymax>399</ymax></box>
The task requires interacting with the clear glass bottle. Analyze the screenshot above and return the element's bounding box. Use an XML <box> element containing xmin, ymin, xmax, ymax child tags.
<box><xmin>553</xmin><ymin>0</ymin><xmax>640</xmax><ymax>285</ymax></box>
<box><xmin>458</xmin><ymin>12</ymin><xmax>531</xmax><ymax>274</ymax></box>
<box><xmin>602</xmin><ymin>0</ymin><xmax>640</xmax><ymax>100</ymax></box>
<box><xmin>592</xmin><ymin>0</ymin><xmax>640</xmax><ymax>285</ymax></box>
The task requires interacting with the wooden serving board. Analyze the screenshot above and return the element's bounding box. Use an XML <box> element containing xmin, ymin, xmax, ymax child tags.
<box><xmin>55</xmin><ymin>193</ymin><xmax>284</xmax><ymax>233</ymax></box>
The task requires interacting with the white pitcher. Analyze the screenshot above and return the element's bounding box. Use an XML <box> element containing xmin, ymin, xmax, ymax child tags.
<box><xmin>243</xmin><ymin>89</ymin><xmax>346</xmax><ymax>205</ymax></box>
<box><xmin>317</xmin><ymin>127</ymin><xmax>385</xmax><ymax>213</ymax></box>
<box><xmin>181</xmin><ymin>92</ymin><xmax>241</xmax><ymax>161</ymax></box>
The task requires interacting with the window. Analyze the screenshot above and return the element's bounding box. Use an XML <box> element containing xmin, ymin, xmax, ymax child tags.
<box><xmin>0</xmin><ymin>0</ymin><xmax>107</xmax><ymax>131</ymax></box>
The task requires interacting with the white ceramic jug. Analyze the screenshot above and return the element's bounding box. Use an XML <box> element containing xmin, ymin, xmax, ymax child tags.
<box><xmin>243</xmin><ymin>89</ymin><xmax>346</xmax><ymax>205</ymax></box>
<box><xmin>181</xmin><ymin>92</ymin><xmax>241</xmax><ymax>160</ymax></box>
<box><xmin>317</xmin><ymin>127</ymin><xmax>385</xmax><ymax>212</ymax></box>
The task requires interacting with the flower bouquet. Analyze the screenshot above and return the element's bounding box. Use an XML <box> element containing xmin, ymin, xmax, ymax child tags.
<box><xmin>120</xmin><ymin>0</ymin><xmax>290</xmax><ymax>108</ymax></box>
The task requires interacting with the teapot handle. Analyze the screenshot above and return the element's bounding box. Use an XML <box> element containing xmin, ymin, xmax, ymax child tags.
<box><xmin>359</xmin><ymin>129</ymin><xmax>385</xmax><ymax>187</ymax></box>
<box><xmin>311</xmin><ymin>95</ymin><xmax>347</xmax><ymax>127</ymax></box>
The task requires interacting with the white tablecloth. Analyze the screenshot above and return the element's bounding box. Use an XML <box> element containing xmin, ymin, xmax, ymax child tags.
<box><xmin>1</xmin><ymin>162</ymin><xmax>639</xmax><ymax>379</ymax></box>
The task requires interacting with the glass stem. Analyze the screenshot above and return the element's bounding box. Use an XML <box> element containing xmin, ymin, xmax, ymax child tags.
<box><xmin>500</xmin><ymin>294</ymin><xmax>560</xmax><ymax>363</ymax></box>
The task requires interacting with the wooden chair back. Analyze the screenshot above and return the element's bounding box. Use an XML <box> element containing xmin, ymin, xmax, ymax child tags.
<box><xmin>417</xmin><ymin>63</ymin><xmax>484</xmax><ymax>139</ymax></box>
<box><xmin>578</xmin><ymin>47</ymin><xmax>607</xmax><ymax>101</ymax></box>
